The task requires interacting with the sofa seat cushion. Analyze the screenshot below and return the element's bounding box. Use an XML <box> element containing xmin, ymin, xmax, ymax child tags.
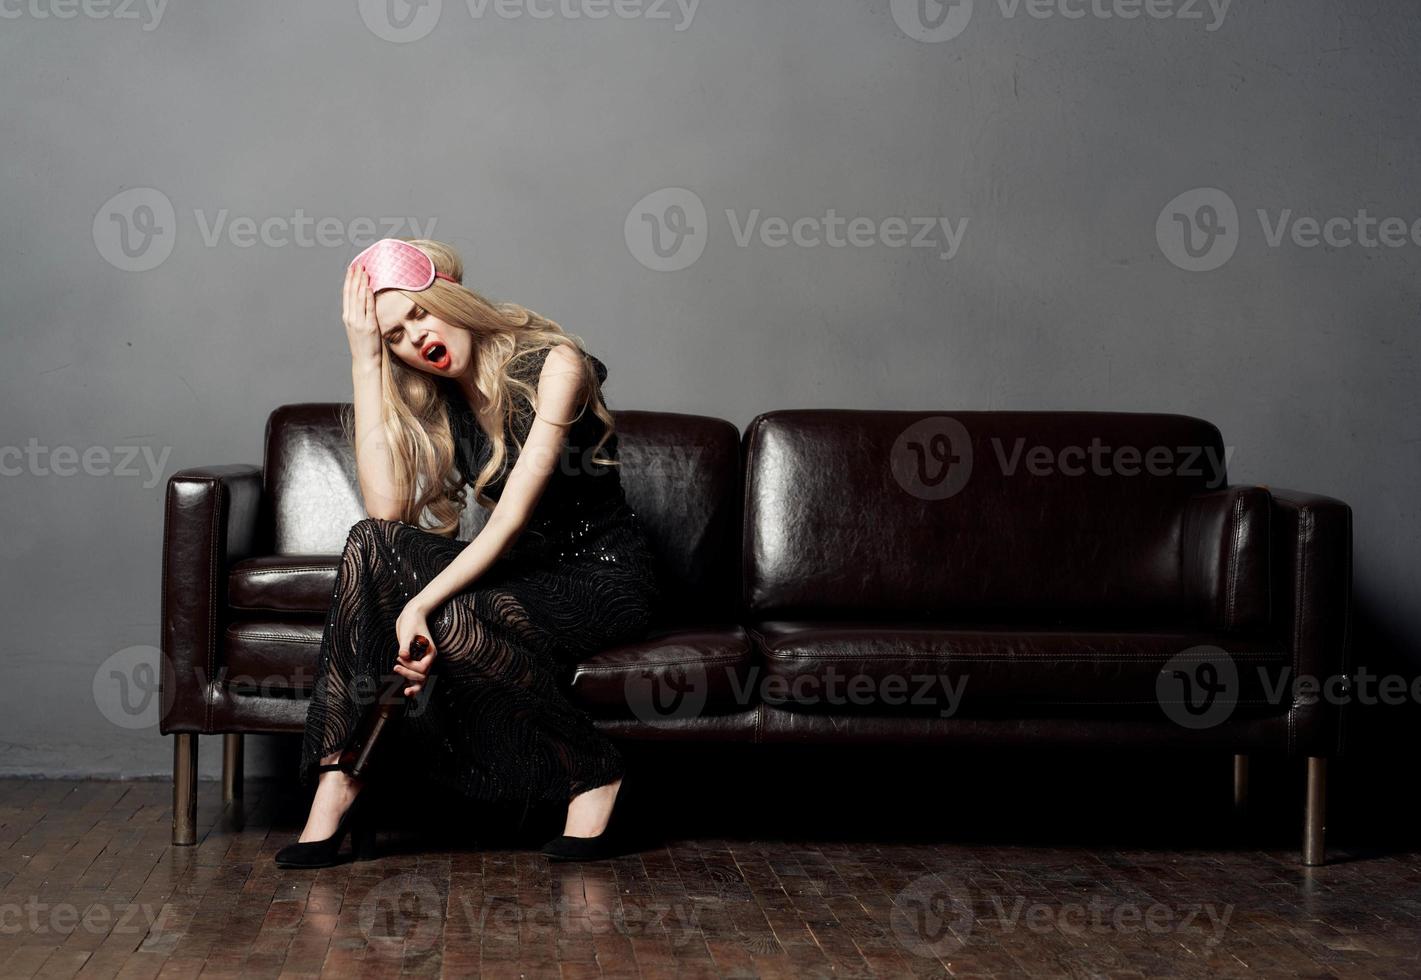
<box><xmin>222</xmin><ymin>618</ymin><xmax>757</xmax><ymax>721</ymax></box>
<box><xmin>567</xmin><ymin>623</ymin><xmax>756</xmax><ymax>720</ymax></box>
<box><xmin>228</xmin><ymin>555</ymin><xmax>338</xmax><ymax>614</ymax></box>
<box><xmin>224</xmin><ymin>618</ymin><xmax>327</xmax><ymax>693</ymax></box>
<box><xmin>749</xmin><ymin>620</ymin><xmax>1291</xmax><ymax>718</ymax></box>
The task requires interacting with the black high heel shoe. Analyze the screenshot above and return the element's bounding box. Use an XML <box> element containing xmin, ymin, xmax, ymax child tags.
<box><xmin>274</xmin><ymin>763</ymin><xmax>379</xmax><ymax>869</ymax></box>
<box><xmin>540</xmin><ymin>771</ymin><xmax>636</xmax><ymax>862</ymax></box>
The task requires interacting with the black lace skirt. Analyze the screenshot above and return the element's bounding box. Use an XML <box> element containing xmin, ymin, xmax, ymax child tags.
<box><xmin>297</xmin><ymin>498</ymin><xmax>661</xmax><ymax>805</ymax></box>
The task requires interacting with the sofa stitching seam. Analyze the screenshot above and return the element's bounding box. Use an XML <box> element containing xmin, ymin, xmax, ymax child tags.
<box><xmin>227</xmin><ymin>630</ymin><xmax>324</xmax><ymax>643</ymax></box>
<box><xmin>577</xmin><ymin>655</ymin><xmax>746</xmax><ymax>672</ymax></box>
<box><xmin>207</xmin><ymin>478</ymin><xmax>221</xmax><ymax>732</ymax></box>
<box><xmin>160</xmin><ymin>482</ymin><xmax>174</xmax><ymax>731</ymax></box>
<box><xmin>1290</xmin><ymin>507</ymin><xmax>1313</xmax><ymax>757</ymax></box>
<box><xmin>231</xmin><ymin>566</ymin><xmax>335</xmax><ymax>577</ymax></box>
<box><xmin>1226</xmin><ymin>492</ymin><xmax>1244</xmax><ymax>627</ymax></box>
<box><xmin>763</xmin><ymin>653</ymin><xmax>1285</xmax><ymax>661</ymax></box>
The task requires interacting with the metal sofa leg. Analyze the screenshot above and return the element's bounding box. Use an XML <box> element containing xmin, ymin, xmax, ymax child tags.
<box><xmin>1303</xmin><ymin>756</ymin><xmax>1328</xmax><ymax>866</ymax></box>
<box><xmin>222</xmin><ymin>734</ymin><xmax>244</xmax><ymax>806</ymax></box>
<box><xmin>1233</xmin><ymin>753</ymin><xmax>1249</xmax><ymax>814</ymax></box>
<box><xmin>173</xmin><ymin>734</ymin><xmax>198</xmax><ymax>846</ymax></box>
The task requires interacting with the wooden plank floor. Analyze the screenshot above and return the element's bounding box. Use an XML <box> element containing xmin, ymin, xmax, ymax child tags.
<box><xmin>0</xmin><ymin>777</ymin><xmax>1418</xmax><ymax>979</ymax></box>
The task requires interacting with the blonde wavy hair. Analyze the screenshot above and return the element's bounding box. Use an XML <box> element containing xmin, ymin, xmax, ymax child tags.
<box><xmin>340</xmin><ymin>239</ymin><xmax>618</xmax><ymax>537</ymax></box>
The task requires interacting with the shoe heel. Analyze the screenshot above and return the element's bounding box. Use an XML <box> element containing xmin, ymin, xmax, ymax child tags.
<box><xmin>350</xmin><ymin>789</ymin><xmax>380</xmax><ymax>857</ymax></box>
<box><xmin>352</xmin><ymin>813</ymin><xmax>379</xmax><ymax>861</ymax></box>
<box><xmin>350</xmin><ymin>818</ymin><xmax>377</xmax><ymax>857</ymax></box>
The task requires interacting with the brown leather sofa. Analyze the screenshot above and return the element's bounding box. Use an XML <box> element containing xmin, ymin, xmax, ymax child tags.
<box><xmin>161</xmin><ymin>407</ymin><xmax>1352</xmax><ymax>863</ymax></box>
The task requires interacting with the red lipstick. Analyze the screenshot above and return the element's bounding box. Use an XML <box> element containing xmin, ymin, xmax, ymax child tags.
<box><xmin>421</xmin><ymin>341</ymin><xmax>451</xmax><ymax>371</ymax></box>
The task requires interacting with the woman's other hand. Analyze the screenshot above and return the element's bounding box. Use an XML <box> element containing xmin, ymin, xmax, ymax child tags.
<box><xmin>394</xmin><ymin>602</ymin><xmax>439</xmax><ymax>698</ymax></box>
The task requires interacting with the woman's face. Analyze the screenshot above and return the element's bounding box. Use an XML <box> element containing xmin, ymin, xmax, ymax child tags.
<box><xmin>373</xmin><ymin>289</ymin><xmax>469</xmax><ymax>377</ymax></box>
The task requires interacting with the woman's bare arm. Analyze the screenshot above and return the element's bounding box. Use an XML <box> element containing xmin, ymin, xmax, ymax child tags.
<box><xmin>408</xmin><ymin>343</ymin><xmax>587</xmax><ymax>611</ymax></box>
<box><xmin>351</xmin><ymin>357</ymin><xmax>405</xmax><ymax>520</ymax></box>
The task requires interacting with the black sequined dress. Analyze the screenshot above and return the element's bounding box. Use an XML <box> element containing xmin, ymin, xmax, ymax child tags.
<box><xmin>296</xmin><ymin>346</ymin><xmax>662</xmax><ymax>806</ymax></box>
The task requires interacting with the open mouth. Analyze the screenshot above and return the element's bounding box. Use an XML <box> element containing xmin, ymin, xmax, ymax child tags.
<box><xmin>421</xmin><ymin>341</ymin><xmax>451</xmax><ymax>371</ymax></box>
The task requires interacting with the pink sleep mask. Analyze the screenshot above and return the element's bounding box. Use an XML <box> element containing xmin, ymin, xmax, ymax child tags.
<box><xmin>348</xmin><ymin>239</ymin><xmax>458</xmax><ymax>293</ymax></box>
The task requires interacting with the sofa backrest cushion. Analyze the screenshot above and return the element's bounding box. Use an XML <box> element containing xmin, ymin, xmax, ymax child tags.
<box><xmin>264</xmin><ymin>404</ymin><xmax>363</xmax><ymax>555</ymax></box>
<box><xmin>742</xmin><ymin>410</ymin><xmax>1233</xmax><ymax>627</ymax></box>
<box><xmin>264</xmin><ymin>404</ymin><xmax>741</xmax><ymax>622</ymax></box>
<box><xmin>614</xmin><ymin>411</ymin><xmax>742</xmax><ymax>623</ymax></box>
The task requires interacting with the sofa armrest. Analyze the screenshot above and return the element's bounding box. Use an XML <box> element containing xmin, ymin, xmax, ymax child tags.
<box><xmin>160</xmin><ymin>464</ymin><xmax>264</xmax><ymax>734</ymax></box>
<box><xmin>1182</xmin><ymin>485</ymin><xmax>1271</xmax><ymax>633</ymax></box>
<box><xmin>1266</xmin><ymin>486</ymin><xmax>1354</xmax><ymax>756</ymax></box>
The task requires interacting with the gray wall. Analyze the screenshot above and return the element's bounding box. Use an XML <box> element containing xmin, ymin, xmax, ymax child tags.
<box><xmin>2</xmin><ymin>0</ymin><xmax>1416</xmax><ymax>781</ymax></box>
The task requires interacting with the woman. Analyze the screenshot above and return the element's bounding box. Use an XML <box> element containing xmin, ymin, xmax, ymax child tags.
<box><xmin>275</xmin><ymin>238</ymin><xmax>663</xmax><ymax>868</ymax></box>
